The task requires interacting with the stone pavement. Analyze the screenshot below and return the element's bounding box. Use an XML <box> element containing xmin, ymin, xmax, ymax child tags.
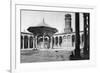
<box><xmin>21</xmin><ymin>50</ymin><xmax>71</xmax><ymax>63</ymax></box>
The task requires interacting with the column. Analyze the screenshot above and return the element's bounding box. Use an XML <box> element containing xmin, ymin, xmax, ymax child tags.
<box><xmin>57</xmin><ymin>36</ymin><xmax>59</xmax><ymax>48</ymax></box>
<box><xmin>33</xmin><ymin>36</ymin><xmax>34</xmax><ymax>49</ymax></box>
<box><xmin>61</xmin><ymin>36</ymin><xmax>63</xmax><ymax>47</ymax></box>
<box><xmin>83</xmin><ymin>13</ymin><xmax>90</xmax><ymax>57</ymax></box>
<box><xmin>55</xmin><ymin>36</ymin><xmax>58</xmax><ymax>48</ymax></box>
<box><xmin>28</xmin><ymin>35</ymin><xmax>30</xmax><ymax>49</ymax></box>
<box><xmin>71</xmin><ymin>35</ymin><xmax>73</xmax><ymax>47</ymax></box>
<box><xmin>50</xmin><ymin>36</ymin><xmax>52</xmax><ymax>49</ymax></box>
<box><xmin>75</xmin><ymin>12</ymin><xmax>81</xmax><ymax>58</ymax></box>
<box><xmin>30</xmin><ymin>36</ymin><xmax>32</xmax><ymax>49</ymax></box>
<box><xmin>83</xmin><ymin>13</ymin><xmax>87</xmax><ymax>55</ymax></box>
<box><xmin>52</xmin><ymin>36</ymin><xmax>54</xmax><ymax>49</ymax></box>
<box><xmin>35</xmin><ymin>35</ymin><xmax>37</xmax><ymax>49</ymax></box>
<box><xmin>80</xmin><ymin>34</ymin><xmax>82</xmax><ymax>48</ymax></box>
<box><xmin>54</xmin><ymin>36</ymin><xmax>56</xmax><ymax>48</ymax></box>
<box><xmin>43</xmin><ymin>33</ymin><xmax>45</xmax><ymax>49</ymax></box>
<box><xmin>22</xmin><ymin>35</ymin><xmax>24</xmax><ymax>49</ymax></box>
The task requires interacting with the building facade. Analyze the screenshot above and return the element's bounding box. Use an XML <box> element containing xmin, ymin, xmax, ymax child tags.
<box><xmin>21</xmin><ymin>14</ymin><xmax>84</xmax><ymax>52</ymax></box>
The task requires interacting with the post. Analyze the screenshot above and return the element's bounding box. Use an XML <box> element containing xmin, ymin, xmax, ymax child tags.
<box><xmin>33</xmin><ymin>36</ymin><xmax>34</xmax><ymax>49</ymax></box>
<box><xmin>75</xmin><ymin>13</ymin><xmax>81</xmax><ymax>59</ymax></box>
<box><xmin>35</xmin><ymin>35</ymin><xmax>37</xmax><ymax>49</ymax></box>
<box><xmin>54</xmin><ymin>36</ymin><xmax>56</xmax><ymax>48</ymax></box>
<box><xmin>52</xmin><ymin>37</ymin><xmax>54</xmax><ymax>49</ymax></box>
<box><xmin>28</xmin><ymin>35</ymin><xmax>30</xmax><ymax>49</ymax></box>
<box><xmin>22</xmin><ymin>35</ymin><xmax>24</xmax><ymax>49</ymax></box>
<box><xmin>58</xmin><ymin>36</ymin><xmax>59</xmax><ymax>48</ymax></box>
<box><xmin>43</xmin><ymin>35</ymin><xmax>45</xmax><ymax>49</ymax></box>
<box><xmin>50</xmin><ymin>36</ymin><xmax>52</xmax><ymax>49</ymax></box>
<box><xmin>43</xmin><ymin>34</ymin><xmax>45</xmax><ymax>49</ymax></box>
<box><xmin>88</xmin><ymin>13</ymin><xmax>90</xmax><ymax>59</ymax></box>
<box><xmin>83</xmin><ymin>13</ymin><xmax>90</xmax><ymax>59</ymax></box>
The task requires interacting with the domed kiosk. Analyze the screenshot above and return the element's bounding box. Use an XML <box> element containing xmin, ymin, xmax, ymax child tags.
<box><xmin>27</xmin><ymin>18</ymin><xmax>58</xmax><ymax>49</ymax></box>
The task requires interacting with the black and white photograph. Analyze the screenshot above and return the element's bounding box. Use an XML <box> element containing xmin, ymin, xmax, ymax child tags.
<box><xmin>20</xmin><ymin>10</ymin><xmax>90</xmax><ymax>63</ymax></box>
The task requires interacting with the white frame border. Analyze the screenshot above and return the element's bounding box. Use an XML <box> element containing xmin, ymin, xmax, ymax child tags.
<box><xmin>11</xmin><ymin>1</ymin><xmax>96</xmax><ymax>73</ymax></box>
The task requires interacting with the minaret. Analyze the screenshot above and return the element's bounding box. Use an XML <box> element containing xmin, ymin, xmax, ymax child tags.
<box><xmin>64</xmin><ymin>14</ymin><xmax>73</xmax><ymax>33</ymax></box>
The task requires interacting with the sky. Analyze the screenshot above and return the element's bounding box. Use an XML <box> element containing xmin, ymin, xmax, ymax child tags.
<box><xmin>21</xmin><ymin>10</ymin><xmax>84</xmax><ymax>33</ymax></box>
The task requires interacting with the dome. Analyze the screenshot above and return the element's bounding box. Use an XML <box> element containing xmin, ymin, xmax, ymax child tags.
<box><xmin>27</xmin><ymin>18</ymin><xmax>58</xmax><ymax>36</ymax></box>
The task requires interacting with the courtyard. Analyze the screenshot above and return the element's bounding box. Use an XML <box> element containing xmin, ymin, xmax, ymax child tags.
<box><xmin>21</xmin><ymin>49</ymin><xmax>71</xmax><ymax>63</ymax></box>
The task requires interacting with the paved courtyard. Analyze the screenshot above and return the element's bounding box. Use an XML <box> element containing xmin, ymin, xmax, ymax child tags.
<box><xmin>21</xmin><ymin>49</ymin><xmax>72</xmax><ymax>63</ymax></box>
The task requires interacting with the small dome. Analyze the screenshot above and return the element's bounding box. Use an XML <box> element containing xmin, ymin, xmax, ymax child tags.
<box><xmin>65</xmin><ymin>14</ymin><xmax>71</xmax><ymax>20</ymax></box>
<box><xmin>27</xmin><ymin>18</ymin><xmax>58</xmax><ymax>35</ymax></box>
<box><xmin>65</xmin><ymin>14</ymin><xmax>71</xmax><ymax>17</ymax></box>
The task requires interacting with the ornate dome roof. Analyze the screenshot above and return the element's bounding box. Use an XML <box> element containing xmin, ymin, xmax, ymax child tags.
<box><xmin>27</xmin><ymin>18</ymin><xmax>58</xmax><ymax>36</ymax></box>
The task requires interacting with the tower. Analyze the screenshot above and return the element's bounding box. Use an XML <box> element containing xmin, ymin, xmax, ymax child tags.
<box><xmin>64</xmin><ymin>14</ymin><xmax>73</xmax><ymax>33</ymax></box>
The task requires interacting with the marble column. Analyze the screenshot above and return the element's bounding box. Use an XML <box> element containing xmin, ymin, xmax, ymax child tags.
<box><xmin>50</xmin><ymin>37</ymin><xmax>52</xmax><ymax>49</ymax></box>
<box><xmin>35</xmin><ymin>35</ymin><xmax>37</xmax><ymax>49</ymax></box>
<box><xmin>52</xmin><ymin>37</ymin><xmax>54</xmax><ymax>49</ymax></box>
<box><xmin>28</xmin><ymin>35</ymin><xmax>30</xmax><ymax>49</ymax></box>
<box><xmin>43</xmin><ymin>35</ymin><xmax>45</xmax><ymax>49</ymax></box>
<box><xmin>33</xmin><ymin>36</ymin><xmax>34</xmax><ymax>49</ymax></box>
<box><xmin>58</xmin><ymin>36</ymin><xmax>59</xmax><ymax>48</ymax></box>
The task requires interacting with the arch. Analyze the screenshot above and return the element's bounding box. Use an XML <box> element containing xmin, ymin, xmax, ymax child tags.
<box><xmin>37</xmin><ymin>34</ymin><xmax>51</xmax><ymax>49</ymax></box>
<box><xmin>37</xmin><ymin>35</ymin><xmax>43</xmax><ymax>44</ymax></box>
<box><xmin>67</xmin><ymin>35</ymin><xmax>71</xmax><ymax>39</ymax></box>
<box><xmin>44</xmin><ymin>35</ymin><xmax>50</xmax><ymax>49</ymax></box>
<box><xmin>44</xmin><ymin>35</ymin><xmax>50</xmax><ymax>41</ymax></box>
<box><xmin>24</xmin><ymin>36</ymin><xmax>28</xmax><ymax>49</ymax></box>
